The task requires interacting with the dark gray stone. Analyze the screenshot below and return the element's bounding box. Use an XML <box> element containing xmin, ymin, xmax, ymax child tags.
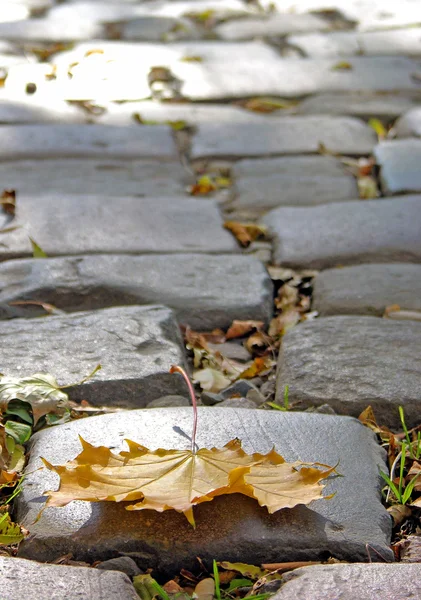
<box><xmin>191</xmin><ymin>117</ymin><xmax>376</xmax><ymax>159</ymax></box>
<box><xmin>221</xmin><ymin>380</ymin><xmax>261</xmax><ymax>400</ymax></box>
<box><xmin>276</xmin><ymin>316</ymin><xmax>421</xmax><ymax>428</ymax></box>
<box><xmin>201</xmin><ymin>391</ymin><xmax>224</xmax><ymax>406</ymax></box>
<box><xmin>0</xmin><ymin>197</ymin><xmax>239</xmax><ymax>259</ymax></box>
<box><xmin>0</xmin><ymin>254</ymin><xmax>270</xmax><ymax>329</ymax></box>
<box><xmin>146</xmin><ymin>395</ymin><xmax>190</xmax><ymax>408</ymax></box>
<box><xmin>215</xmin><ymin>13</ymin><xmax>330</xmax><ymax>41</ymax></box>
<box><xmin>232</xmin><ymin>156</ymin><xmax>358</xmax><ymax>212</ymax></box>
<box><xmin>207</xmin><ymin>342</ymin><xmax>251</xmax><ymax>363</ymax></box>
<box><xmin>0</xmin><ymin>124</ymin><xmax>177</xmax><ymax>159</ymax></box>
<box><xmin>0</xmin><ymin>305</ymin><xmax>188</xmax><ymax>407</ymax></box>
<box><xmin>262</xmin><ymin>196</ymin><xmax>421</xmax><ymax>269</ymax></box>
<box><xmin>0</xmin><ymin>556</ymin><xmax>138</xmax><ymax>600</ymax></box>
<box><xmin>296</xmin><ymin>93</ymin><xmax>417</xmax><ymax>122</ymax></box>
<box><xmin>16</xmin><ymin>408</ymin><xmax>392</xmax><ymax>571</ymax></box>
<box><xmin>0</xmin><ymin>159</ymin><xmax>187</xmax><ymax>196</ymax></box>
<box><xmin>96</xmin><ymin>556</ymin><xmax>142</xmax><ymax>577</ymax></box>
<box><xmin>374</xmin><ymin>140</ymin><xmax>421</xmax><ymax>195</ymax></box>
<box><xmin>395</xmin><ymin>107</ymin><xmax>421</xmax><ymax>138</ymax></box>
<box><xmin>272</xmin><ymin>563</ymin><xmax>421</xmax><ymax>600</ymax></box>
<box><xmin>313</xmin><ymin>264</ymin><xmax>421</xmax><ymax>317</ymax></box>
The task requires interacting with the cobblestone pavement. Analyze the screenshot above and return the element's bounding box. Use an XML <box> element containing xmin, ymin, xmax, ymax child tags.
<box><xmin>1</xmin><ymin>1</ymin><xmax>421</xmax><ymax>598</ymax></box>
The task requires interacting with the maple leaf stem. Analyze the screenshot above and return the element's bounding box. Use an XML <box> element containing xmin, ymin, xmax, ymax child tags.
<box><xmin>170</xmin><ymin>365</ymin><xmax>197</xmax><ymax>453</ymax></box>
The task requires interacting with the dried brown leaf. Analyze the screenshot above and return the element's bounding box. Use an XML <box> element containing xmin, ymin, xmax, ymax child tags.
<box><xmin>224</xmin><ymin>222</ymin><xmax>267</xmax><ymax>247</ymax></box>
<box><xmin>226</xmin><ymin>320</ymin><xmax>264</xmax><ymax>340</ymax></box>
<box><xmin>0</xmin><ymin>190</ymin><xmax>16</xmax><ymax>217</ymax></box>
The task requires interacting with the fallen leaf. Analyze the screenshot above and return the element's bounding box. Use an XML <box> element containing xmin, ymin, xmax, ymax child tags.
<box><xmin>193</xmin><ymin>368</ymin><xmax>232</xmax><ymax>392</ymax></box>
<box><xmin>226</xmin><ymin>320</ymin><xmax>264</xmax><ymax>340</ymax></box>
<box><xmin>0</xmin><ymin>190</ymin><xmax>16</xmax><ymax>217</ymax></box>
<box><xmin>238</xmin><ymin>356</ymin><xmax>275</xmax><ymax>379</ymax></box>
<box><xmin>268</xmin><ymin>310</ymin><xmax>301</xmax><ymax>337</ymax></box>
<box><xmin>331</xmin><ymin>61</ymin><xmax>353</xmax><ymax>70</ymax></box>
<box><xmin>194</xmin><ymin>578</ymin><xmax>215</xmax><ymax>600</ymax></box>
<box><xmin>218</xmin><ymin>562</ymin><xmax>266</xmax><ymax>580</ymax></box>
<box><xmin>180</xmin><ymin>55</ymin><xmax>203</xmax><ymax>62</ymax></box>
<box><xmin>244</xmin><ymin>331</ymin><xmax>270</xmax><ymax>355</ymax></box>
<box><xmin>0</xmin><ymin>373</ymin><xmax>69</xmax><ymax>425</ymax></box>
<box><xmin>224</xmin><ymin>222</ymin><xmax>267</xmax><ymax>247</ymax></box>
<box><xmin>43</xmin><ymin>438</ymin><xmax>334</xmax><ymax>525</ymax></box>
<box><xmin>29</xmin><ymin>237</ymin><xmax>47</xmax><ymax>258</ymax></box>
<box><xmin>368</xmin><ymin>118</ymin><xmax>387</xmax><ymax>140</ymax></box>
<box><xmin>0</xmin><ymin>511</ymin><xmax>25</xmax><ymax>546</ymax></box>
<box><xmin>238</xmin><ymin>97</ymin><xmax>297</xmax><ymax>113</ymax></box>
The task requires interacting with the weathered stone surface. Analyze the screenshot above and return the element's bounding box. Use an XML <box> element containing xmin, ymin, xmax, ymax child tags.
<box><xmin>0</xmin><ymin>557</ymin><xmax>138</xmax><ymax>600</ymax></box>
<box><xmin>262</xmin><ymin>196</ymin><xmax>421</xmax><ymax>268</ymax></box>
<box><xmin>96</xmin><ymin>556</ymin><xmax>142</xmax><ymax>577</ymax></box>
<box><xmin>177</xmin><ymin>57</ymin><xmax>421</xmax><ymax>101</ymax></box>
<box><xmin>0</xmin><ymin>254</ymin><xmax>269</xmax><ymax>328</ymax></box>
<box><xmin>232</xmin><ymin>156</ymin><xmax>358</xmax><ymax>212</ymax></box>
<box><xmin>0</xmin><ymin>196</ymin><xmax>239</xmax><ymax>259</ymax></box>
<box><xmin>0</xmin><ymin>305</ymin><xmax>187</xmax><ymax>407</ymax></box>
<box><xmin>0</xmin><ymin>18</ymin><xmax>102</xmax><ymax>42</ymax></box>
<box><xmin>395</xmin><ymin>107</ymin><xmax>421</xmax><ymax>138</ymax></box>
<box><xmin>146</xmin><ymin>395</ymin><xmax>191</xmax><ymax>408</ymax></box>
<box><xmin>288</xmin><ymin>28</ymin><xmax>421</xmax><ymax>57</ymax></box>
<box><xmin>191</xmin><ymin>117</ymin><xmax>376</xmax><ymax>159</ymax></box>
<box><xmin>97</xmin><ymin>101</ymin><xmax>269</xmax><ymax>126</ymax></box>
<box><xmin>313</xmin><ymin>264</ymin><xmax>421</xmax><ymax>317</ymax></box>
<box><xmin>296</xmin><ymin>93</ymin><xmax>417</xmax><ymax>122</ymax></box>
<box><xmin>215</xmin><ymin>13</ymin><xmax>330</xmax><ymax>41</ymax></box>
<box><xmin>276</xmin><ymin>316</ymin><xmax>421</xmax><ymax>428</ymax></box>
<box><xmin>0</xmin><ymin>159</ymin><xmax>187</xmax><ymax>196</ymax></box>
<box><xmin>16</xmin><ymin>408</ymin><xmax>392</xmax><ymax>570</ymax></box>
<box><xmin>0</xmin><ymin>99</ymin><xmax>85</xmax><ymax>124</ymax></box>
<box><xmin>374</xmin><ymin>140</ymin><xmax>421</xmax><ymax>195</ymax></box>
<box><xmin>0</xmin><ymin>124</ymin><xmax>177</xmax><ymax>159</ymax></box>
<box><xmin>272</xmin><ymin>563</ymin><xmax>421</xmax><ymax>600</ymax></box>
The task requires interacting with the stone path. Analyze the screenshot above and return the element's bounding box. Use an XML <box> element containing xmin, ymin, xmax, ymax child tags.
<box><xmin>1</xmin><ymin>0</ymin><xmax>420</xmax><ymax>598</ymax></box>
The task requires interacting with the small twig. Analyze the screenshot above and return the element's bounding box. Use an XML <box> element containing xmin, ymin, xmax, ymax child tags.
<box><xmin>170</xmin><ymin>365</ymin><xmax>197</xmax><ymax>453</ymax></box>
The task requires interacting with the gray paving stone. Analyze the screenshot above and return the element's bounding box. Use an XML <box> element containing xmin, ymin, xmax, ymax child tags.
<box><xmin>191</xmin><ymin>117</ymin><xmax>376</xmax><ymax>159</ymax></box>
<box><xmin>0</xmin><ymin>18</ymin><xmax>102</xmax><ymax>42</ymax></box>
<box><xmin>177</xmin><ymin>57</ymin><xmax>421</xmax><ymax>101</ymax></box>
<box><xmin>0</xmin><ymin>124</ymin><xmax>177</xmax><ymax>160</ymax></box>
<box><xmin>272</xmin><ymin>563</ymin><xmax>421</xmax><ymax>600</ymax></box>
<box><xmin>231</xmin><ymin>156</ymin><xmax>358</xmax><ymax>212</ymax></box>
<box><xmin>262</xmin><ymin>196</ymin><xmax>421</xmax><ymax>269</ymax></box>
<box><xmin>276</xmin><ymin>316</ymin><xmax>421</xmax><ymax>428</ymax></box>
<box><xmin>288</xmin><ymin>28</ymin><xmax>421</xmax><ymax>57</ymax></box>
<box><xmin>395</xmin><ymin>107</ymin><xmax>421</xmax><ymax>138</ymax></box>
<box><xmin>313</xmin><ymin>264</ymin><xmax>421</xmax><ymax>317</ymax></box>
<box><xmin>296</xmin><ymin>93</ymin><xmax>417</xmax><ymax>122</ymax></box>
<box><xmin>121</xmin><ymin>16</ymin><xmax>199</xmax><ymax>41</ymax></box>
<box><xmin>0</xmin><ymin>254</ymin><xmax>272</xmax><ymax>329</ymax></box>
<box><xmin>374</xmin><ymin>140</ymin><xmax>421</xmax><ymax>195</ymax></box>
<box><xmin>0</xmin><ymin>557</ymin><xmax>138</xmax><ymax>600</ymax></box>
<box><xmin>215</xmin><ymin>13</ymin><xmax>330</xmax><ymax>41</ymax></box>
<box><xmin>0</xmin><ymin>195</ymin><xmax>239</xmax><ymax>259</ymax></box>
<box><xmin>16</xmin><ymin>408</ymin><xmax>392</xmax><ymax>570</ymax></box>
<box><xmin>96</xmin><ymin>101</ymin><xmax>270</xmax><ymax>126</ymax></box>
<box><xmin>0</xmin><ymin>159</ymin><xmax>187</xmax><ymax>196</ymax></box>
<box><xmin>0</xmin><ymin>99</ymin><xmax>86</xmax><ymax>124</ymax></box>
<box><xmin>0</xmin><ymin>305</ymin><xmax>187</xmax><ymax>407</ymax></box>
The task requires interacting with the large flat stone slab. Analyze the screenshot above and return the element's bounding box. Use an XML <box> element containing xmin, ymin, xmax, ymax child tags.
<box><xmin>0</xmin><ymin>99</ymin><xmax>85</xmax><ymax>124</ymax></box>
<box><xmin>232</xmin><ymin>156</ymin><xmax>358</xmax><ymax>212</ymax></box>
<box><xmin>191</xmin><ymin>117</ymin><xmax>376</xmax><ymax>159</ymax></box>
<box><xmin>0</xmin><ymin>124</ymin><xmax>177</xmax><ymax>160</ymax></box>
<box><xmin>0</xmin><ymin>557</ymin><xmax>138</xmax><ymax>600</ymax></box>
<box><xmin>0</xmin><ymin>254</ymin><xmax>273</xmax><ymax>329</ymax></box>
<box><xmin>262</xmin><ymin>196</ymin><xmax>421</xmax><ymax>269</ymax></box>
<box><xmin>0</xmin><ymin>159</ymin><xmax>187</xmax><ymax>196</ymax></box>
<box><xmin>0</xmin><ymin>196</ymin><xmax>239</xmax><ymax>259</ymax></box>
<box><xmin>374</xmin><ymin>140</ymin><xmax>421</xmax><ymax>195</ymax></box>
<box><xmin>276</xmin><ymin>316</ymin><xmax>421</xmax><ymax>428</ymax></box>
<box><xmin>0</xmin><ymin>305</ymin><xmax>187</xmax><ymax>407</ymax></box>
<box><xmin>215</xmin><ymin>13</ymin><xmax>330</xmax><ymax>41</ymax></box>
<box><xmin>177</xmin><ymin>57</ymin><xmax>421</xmax><ymax>101</ymax></box>
<box><xmin>288</xmin><ymin>28</ymin><xmax>421</xmax><ymax>57</ymax></box>
<box><xmin>272</xmin><ymin>564</ymin><xmax>421</xmax><ymax>600</ymax></box>
<box><xmin>16</xmin><ymin>408</ymin><xmax>392</xmax><ymax>571</ymax></box>
<box><xmin>313</xmin><ymin>264</ymin><xmax>421</xmax><ymax>317</ymax></box>
<box><xmin>296</xmin><ymin>93</ymin><xmax>417</xmax><ymax>122</ymax></box>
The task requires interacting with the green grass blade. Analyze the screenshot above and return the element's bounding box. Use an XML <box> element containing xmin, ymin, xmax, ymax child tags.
<box><xmin>213</xmin><ymin>560</ymin><xmax>221</xmax><ymax>600</ymax></box>
<box><xmin>379</xmin><ymin>470</ymin><xmax>402</xmax><ymax>503</ymax></box>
